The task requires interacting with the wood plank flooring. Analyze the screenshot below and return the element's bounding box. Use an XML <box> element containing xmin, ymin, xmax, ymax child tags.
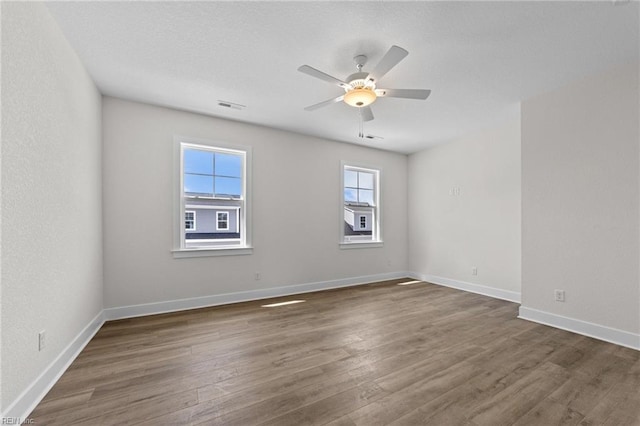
<box><xmin>29</xmin><ymin>279</ymin><xmax>640</xmax><ymax>425</ymax></box>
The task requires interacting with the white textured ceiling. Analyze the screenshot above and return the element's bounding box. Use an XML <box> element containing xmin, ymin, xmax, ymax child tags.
<box><xmin>46</xmin><ymin>1</ymin><xmax>638</xmax><ymax>154</ymax></box>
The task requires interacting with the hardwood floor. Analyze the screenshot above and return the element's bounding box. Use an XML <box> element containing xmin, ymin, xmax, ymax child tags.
<box><xmin>29</xmin><ymin>279</ymin><xmax>640</xmax><ymax>425</ymax></box>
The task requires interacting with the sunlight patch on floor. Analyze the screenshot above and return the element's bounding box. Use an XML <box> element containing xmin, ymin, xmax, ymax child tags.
<box><xmin>261</xmin><ymin>300</ymin><xmax>306</xmax><ymax>308</ymax></box>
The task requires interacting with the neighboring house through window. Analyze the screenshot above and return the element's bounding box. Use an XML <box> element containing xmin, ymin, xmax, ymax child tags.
<box><xmin>185</xmin><ymin>211</ymin><xmax>196</xmax><ymax>230</ymax></box>
<box><xmin>174</xmin><ymin>136</ymin><xmax>252</xmax><ymax>257</ymax></box>
<box><xmin>342</xmin><ymin>163</ymin><xmax>381</xmax><ymax>245</ymax></box>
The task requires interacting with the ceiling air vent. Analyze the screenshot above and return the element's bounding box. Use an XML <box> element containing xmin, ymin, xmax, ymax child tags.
<box><xmin>217</xmin><ymin>100</ymin><xmax>246</xmax><ymax>110</ymax></box>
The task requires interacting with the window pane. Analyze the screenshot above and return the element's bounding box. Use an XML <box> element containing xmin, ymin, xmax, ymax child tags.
<box><xmin>185</xmin><ymin>174</ymin><xmax>214</xmax><ymax>195</ymax></box>
<box><xmin>358</xmin><ymin>172</ymin><xmax>374</xmax><ymax>189</ymax></box>
<box><xmin>215</xmin><ymin>177</ymin><xmax>241</xmax><ymax>197</ymax></box>
<box><xmin>344</xmin><ymin>170</ymin><xmax>358</xmax><ymax>188</ymax></box>
<box><xmin>184</xmin><ymin>149</ymin><xmax>213</xmax><ymax>175</ymax></box>
<box><xmin>359</xmin><ymin>189</ymin><xmax>374</xmax><ymax>205</ymax></box>
<box><xmin>344</xmin><ymin>188</ymin><xmax>357</xmax><ymax>203</ymax></box>
<box><xmin>215</xmin><ymin>153</ymin><xmax>242</xmax><ymax>177</ymax></box>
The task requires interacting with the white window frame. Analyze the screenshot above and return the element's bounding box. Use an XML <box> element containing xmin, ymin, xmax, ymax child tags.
<box><xmin>216</xmin><ymin>211</ymin><xmax>229</xmax><ymax>231</ymax></box>
<box><xmin>173</xmin><ymin>136</ymin><xmax>252</xmax><ymax>258</ymax></box>
<box><xmin>340</xmin><ymin>162</ymin><xmax>382</xmax><ymax>249</ymax></box>
<box><xmin>185</xmin><ymin>210</ymin><xmax>196</xmax><ymax>231</ymax></box>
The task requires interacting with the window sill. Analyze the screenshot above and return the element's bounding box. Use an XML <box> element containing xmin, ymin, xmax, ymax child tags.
<box><xmin>172</xmin><ymin>247</ymin><xmax>253</xmax><ymax>258</ymax></box>
<box><xmin>339</xmin><ymin>241</ymin><xmax>384</xmax><ymax>250</ymax></box>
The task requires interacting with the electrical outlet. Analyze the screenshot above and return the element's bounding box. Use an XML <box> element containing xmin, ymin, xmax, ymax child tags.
<box><xmin>472</xmin><ymin>267</ymin><xmax>478</xmax><ymax>276</ymax></box>
<box><xmin>38</xmin><ymin>330</ymin><xmax>46</xmax><ymax>351</ymax></box>
<box><xmin>255</xmin><ymin>272</ymin><xmax>261</xmax><ymax>281</ymax></box>
<box><xmin>554</xmin><ymin>290</ymin><xmax>565</xmax><ymax>302</ymax></box>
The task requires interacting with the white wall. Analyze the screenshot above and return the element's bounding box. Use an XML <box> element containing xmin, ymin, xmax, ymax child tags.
<box><xmin>521</xmin><ymin>63</ymin><xmax>639</xmax><ymax>338</ymax></box>
<box><xmin>407</xmin><ymin>115</ymin><xmax>522</xmax><ymax>300</ymax></box>
<box><xmin>1</xmin><ymin>2</ymin><xmax>103</xmax><ymax>413</ymax></box>
<box><xmin>102</xmin><ymin>97</ymin><xmax>408</xmax><ymax>309</ymax></box>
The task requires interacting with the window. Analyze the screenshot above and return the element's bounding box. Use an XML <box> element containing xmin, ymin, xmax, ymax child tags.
<box><xmin>174</xmin><ymin>137</ymin><xmax>252</xmax><ymax>257</ymax></box>
<box><xmin>341</xmin><ymin>163</ymin><xmax>381</xmax><ymax>246</ymax></box>
<box><xmin>216</xmin><ymin>212</ymin><xmax>229</xmax><ymax>230</ymax></box>
<box><xmin>185</xmin><ymin>211</ymin><xmax>196</xmax><ymax>230</ymax></box>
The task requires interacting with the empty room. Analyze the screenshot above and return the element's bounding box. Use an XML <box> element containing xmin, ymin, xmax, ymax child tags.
<box><xmin>1</xmin><ymin>1</ymin><xmax>639</xmax><ymax>425</ymax></box>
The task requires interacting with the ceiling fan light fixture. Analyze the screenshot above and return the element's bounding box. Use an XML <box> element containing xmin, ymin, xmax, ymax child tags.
<box><xmin>344</xmin><ymin>88</ymin><xmax>377</xmax><ymax>108</ymax></box>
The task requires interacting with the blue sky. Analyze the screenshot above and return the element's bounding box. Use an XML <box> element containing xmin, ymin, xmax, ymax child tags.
<box><xmin>184</xmin><ymin>149</ymin><xmax>375</xmax><ymax>204</ymax></box>
<box><xmin>184</xmin><ymin>149</ymin><xmax>242</xmax><ymax>196</ymax></box>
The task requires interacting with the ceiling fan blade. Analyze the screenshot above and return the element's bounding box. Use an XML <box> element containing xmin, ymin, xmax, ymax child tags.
<box><xmin>366</xmin><ymin>45</ymin><xmax>409</xmax><ymax>84</ymax></box>
<box><xmin>304</xmin><ymin>95</ymin><xmax>344</xmax><ymax>111</ymax></box>
<box><xmin>360</xmin><ymin>106</ymin><xmax>374</xmax><ymax>122</ymax></box>
<box><xmin>298</xmin><ymin>65</ymin><xmax>350</xmax><ymax>89</ymax></box>
<box><xmin>375</xmin><ymin>88</ymin><xmax>431</xmax><ymax>100</ymax></box>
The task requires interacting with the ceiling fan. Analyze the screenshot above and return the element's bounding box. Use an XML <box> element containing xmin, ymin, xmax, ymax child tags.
<box><xmin>298</xmin><ymin>45</ymin><xmax>431</xmax><ymax>122</ymax></box>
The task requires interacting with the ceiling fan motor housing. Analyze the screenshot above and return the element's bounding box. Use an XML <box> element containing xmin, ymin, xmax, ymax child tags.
<box><xmin>345</xmin><ymin>72</ymin><xmax>374</xmax><ymax>89</ymax></box>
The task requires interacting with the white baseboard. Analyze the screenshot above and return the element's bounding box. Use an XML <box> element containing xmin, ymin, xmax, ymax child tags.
<box><xmin>518</xmin><ymin>306</ymin><xmax>640</xmax><ymax>351</ymax></box>
<box><xmin>408</xmin><ymin>272</ymin><xmax>638</xmax><ymax>351</ymax></box>
<box><xmin>408</xmin><ymin>272</ymin><xmax>521</xmax><ymax>303</ymax></box>
<box><xmin>1</xmin><ymin>311</ymin><xmax>105</xmax><ymax>422</ymax></box>
<box><xmin>104</xmin><ymin>271</ymin><xmax>410</xmax><ymax>320</ymax></box>
<box><xmin>4</xmin><ymin>273</ymin><xmax>636</xmax><ymax>423</ymax></box>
